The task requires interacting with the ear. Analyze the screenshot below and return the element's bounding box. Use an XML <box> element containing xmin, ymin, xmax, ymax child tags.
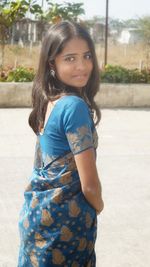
<box><xmin>49</xmin><ymin>60</ymin><xmax>56</xmax><ymax>77</ymax></box>
<box><xmin>49</xmin><ymin>60</ymin><xmax>55</xmax><ymax>70</ymax></box>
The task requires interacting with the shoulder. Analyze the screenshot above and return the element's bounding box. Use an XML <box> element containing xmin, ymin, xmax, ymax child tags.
<box><xmin>59</xmin><ymin>95</ymin><xmax>89</xmax><ymax>111</ymax></box>
<box><xmin>55</xmin><ymin>95</ymin><xmax>91</xmax><ymax>126</ymax></box>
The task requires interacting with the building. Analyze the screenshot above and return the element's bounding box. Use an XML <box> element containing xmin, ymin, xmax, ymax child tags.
<box><xmin>9</xmin><ymin>18</ymin><xmax>50</xmax><ymax>45</ymax></box>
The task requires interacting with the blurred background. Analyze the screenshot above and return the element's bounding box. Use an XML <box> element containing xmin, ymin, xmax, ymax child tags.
<box><xmin>1</xmin><ymin>0</ymin><xmax>150</xmax><ymax>71</ymax></box>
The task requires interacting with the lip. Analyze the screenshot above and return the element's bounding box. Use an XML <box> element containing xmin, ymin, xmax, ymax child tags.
<box><xmin>72</xmin><ymin>74</ymin><xmax>88</xmax><ymax>79</ymax></box>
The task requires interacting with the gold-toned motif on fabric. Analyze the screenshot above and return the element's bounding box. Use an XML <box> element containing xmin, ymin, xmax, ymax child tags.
<box><xmin>29</xmin><ymin>250</ymin><xmax>39</xmax><ymax>267</ymax></box>
<box><xmin>71</xmin><ymin>261</ymin><xmax>80</xmax><ymax>267</ymax></box>
<box><xmin>60</xmin><ymin>225</ymin><xmax>73</xmax><ymax>241</ymax></box>
<box><xmin>69</xmin><ymin>200</ymin><xmax>81</xmax><ymax>217</ymax></box>
<box><xmin>87</xmin><ymin>241</ymin><xmax>94</xmax><ymax>253</ymax></box>
<box><xmin>41</xmin><ymin>209</ymin><xmax>54</xmax><ymax>227</ymax></box>
<box><xmin>59</xmin><ymin>171</ymin><xmax>72</xmax><ymax>185</ymax></box>
<box><xmin>43</xmin><ymin>182</ymin><xmax>54</xmax><ymax>190</ymax></box>
<box><xmin>66</xmin><ymin>125</ymin><xmax>94</xmax><ymax>153</ymax></box>
<box><xmin>44</xmin><ymin>152</ymin><xmax>77</xmax><ymax>174</ymax></box>
<box><xmin>52</xmin><ymin>248</ymin><xmax>65</xmax><ymax>264</ymax></box>
<box><xmin>82</xmin><ymin>137</ymin><xmax>92</xmax><ymax>148</ymax></box>
<box><xmin>35</xmin><ymin>232</ymin><xmax>47</xmax><ymax>248</ymax></box>
<box><xmin>23</xmin><ymin>217</ymin><xmax>29</xmax><ymax>229</ymax></box>
<box><xmin>67</xmin><ymin>158</ymin><xmax>77</xmax><ymax>171</ymax></box>
<box><xmin>77</xmin><ymin>237</ymin><xmax>87</xmax><ymax>251</ymax></box>
<box><xmin>87</xmin><ymin>260</ymin><xmax>92</xmax><ymax>267</ymax></box>
<box><xmin>59</xmin><ymin>153</ymin><xmax>77</xmax><ymax>171</ymax></box>
<box><xmin>85</xmin><ymin>212</ymin><xmax>93</xmax><ymax>228</ymax></box>
<box><xmin>52</xmin><ymin>188</ymin><xmax>63</xmax><ymax>203</ymax></box>
<box><xmin>31</xmin><ymin>197</ymin><xmax>39</xmax><ymax>209</ymax></box>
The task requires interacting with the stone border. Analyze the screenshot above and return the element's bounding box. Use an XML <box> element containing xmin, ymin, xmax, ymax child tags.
<box><xmin>0</xmin><ymin>82</ymin><xmax>32</xmax><ymax>107</ymax></box>
<box><xmin>95</xmin><ymin>83</ymin><xmax>150</xmax><ymax>108</ymax></box>
<box><xmin>0</xmin><ymin>82</ymin><xmax>150</xmax><ymax>108</ymax></box>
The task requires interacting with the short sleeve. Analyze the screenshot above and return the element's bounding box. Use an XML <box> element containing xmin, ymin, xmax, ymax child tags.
<box><xmin>63</xmin><ymin>98</ymin><xmax>94</xmax><ymax>155</ymax></box>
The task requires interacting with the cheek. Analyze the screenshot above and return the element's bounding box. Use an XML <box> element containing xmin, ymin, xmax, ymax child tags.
<box><xmin>89</xmin><ymin>61</ymin><xmax>93</xmax><ymax>72</ymax></box>
<box><xmin>56</xmin><ymin>64</ymin><xmax>71</xmax><ymax>79</ymax></box>
<box><xmin>84</xmin><ymin>59</ymin><xmax>93</xmax><ymax>73</ymax></box>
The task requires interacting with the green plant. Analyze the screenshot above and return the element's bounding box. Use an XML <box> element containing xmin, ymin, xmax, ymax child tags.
<box><xmin>44</xmin><ymin>2</ymin><xmax>84</xmax><ymax>23</ymax></box>
<box><xmin>101</xmin><ymin>65</ymin><xmax>150</xmax><ymax>83</ymax></box>
<box><xmin>101</xmin><ymin>65</ymin><xmax>129</xmax><ymax>83</ymax></box>
<box><xmin>0</xmin><ymin>66</ymin><xmax>35</xmax><ymax>82</ymax></box>
<box><xmin>1</xmin><ymin>64</ymin><xmax>150</xmax><ymax>83</ymax></box>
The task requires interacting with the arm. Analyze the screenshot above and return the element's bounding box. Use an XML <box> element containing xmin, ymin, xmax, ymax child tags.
<box><xmin>74</xmin><ymin>147</ymin><xmax>104</xmax><ymax>214</ymax></box>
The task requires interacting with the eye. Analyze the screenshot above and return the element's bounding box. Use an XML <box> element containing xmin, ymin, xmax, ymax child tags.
<box><xmin>64</xmin><ymin>56</ymin><xmax>75</xmax><ymax>62</ymax></box>
<box><xmin>84</xmin><ymin>53</ymin><xmax>92</xmax><ymax>60</ymax></box>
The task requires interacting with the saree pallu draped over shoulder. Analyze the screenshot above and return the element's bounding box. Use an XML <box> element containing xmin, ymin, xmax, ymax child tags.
<box><xmin>18</xmin><ymin>95</ymin><xmax>99</xmax><ymax>267</ymax></box>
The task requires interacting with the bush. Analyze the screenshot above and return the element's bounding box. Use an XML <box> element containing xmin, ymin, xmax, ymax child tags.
<box><xmin>101</xmin><ymin>65</ymin><xmax>150</xmax><ymax>83</ymax></box>
<box><xmin>1</xmin><ymin>64</ymin><xmax>150</xmax><ymax>83</ymax></box>
<box><xmin>0</xmin><ymin>66</ymin><xmax>35</xmax><ymax>82</ymax></box>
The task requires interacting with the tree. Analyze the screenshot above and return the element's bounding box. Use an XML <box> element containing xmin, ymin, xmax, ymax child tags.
<box><xmin>122</xmin><ymin>18</ymin><xmax>138</xmax><ymax>29</ymax></box>
<box><xmin>137</xmin><ymin>16</ymin><xmax>150</xmax><ymax>67</ymax></box>
<box><xmin>63</xmin><ymin>2</ymin><xmax>85</xmax><ymax>22</ymax></box>
<box><xmin>44</xmin><ymin>3</ymin><xmax>64</xmax><ymax>23</ymax></box>
<box><xmin>44</xmin><ymin>1</ymin><xmax>85</xmax><ymax>24</ymax></box>
<box><xmin>138</xmin><ymin>16</ymin><xmax>150</xmax><ymax>45</ymax></box>
<box><xmin>0</xmin><ymin>0</ymin><xmax>42</xmax><ymax>67</ymax></box>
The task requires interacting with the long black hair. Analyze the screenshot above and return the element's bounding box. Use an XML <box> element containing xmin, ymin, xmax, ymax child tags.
<box><xmin>29</xmin><ymin>20</ymin><xmax>101</xmax><ymax>134</ymax></box>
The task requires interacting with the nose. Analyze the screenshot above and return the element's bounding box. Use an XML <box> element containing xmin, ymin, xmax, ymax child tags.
<box><xmin>76</xmin><ymin>58</ymin><xmax>86</xmax><ymax>71</ymax></box>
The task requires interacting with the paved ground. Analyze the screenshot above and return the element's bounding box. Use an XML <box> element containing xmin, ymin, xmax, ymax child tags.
<box><xmin>0</xmin><ymin>108</ymin><xmax>150</xmax><ymax>267</ymax></box>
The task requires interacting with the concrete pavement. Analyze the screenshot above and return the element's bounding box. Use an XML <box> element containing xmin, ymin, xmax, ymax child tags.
<box><xmin>0</xmin><ymin>108</ymin><xmax>150</xmax><ymax>267</ymax></box>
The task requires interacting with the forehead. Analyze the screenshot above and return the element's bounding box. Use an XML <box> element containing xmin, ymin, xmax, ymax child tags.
<box><xmin>61</xmin><ymin>37</ymin><xmax>90</xmax><ymax>54</ymax></box>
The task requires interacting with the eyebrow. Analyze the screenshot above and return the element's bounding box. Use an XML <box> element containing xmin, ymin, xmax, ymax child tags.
<box><xmin>62</xmin><ymin>51</ymin><xmax>91</xmax><ymax>57</ymax></box>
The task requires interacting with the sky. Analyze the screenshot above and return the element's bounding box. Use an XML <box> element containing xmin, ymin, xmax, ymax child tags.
<box><xmin>40</xmin><ymin>0</ymin><xmax>150</xmax><ymax>20</ymax></box>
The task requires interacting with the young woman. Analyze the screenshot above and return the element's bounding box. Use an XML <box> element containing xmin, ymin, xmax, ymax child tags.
<box><xmin>18</xmin><ymin>20</ymin><xmax>104</xmax><ymax>267</ymax></box>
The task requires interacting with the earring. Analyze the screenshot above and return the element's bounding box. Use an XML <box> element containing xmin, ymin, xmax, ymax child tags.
<box><xmin>50</xmin><ymin>69</ymin><xmax>55</xmax><ymax>77</ymax></box>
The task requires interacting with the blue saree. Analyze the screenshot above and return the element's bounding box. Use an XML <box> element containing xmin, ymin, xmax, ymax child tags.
<box><xmin>18</xmin><ymin>95</ymin><xmax>98</xmax><ymax>267</ymax></box>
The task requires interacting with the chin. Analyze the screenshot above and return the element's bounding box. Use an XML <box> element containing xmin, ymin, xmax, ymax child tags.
<box><xmin>73</xmin><ymin>81</ymin><xmax>88</xmax><ymax>88</ymax></box>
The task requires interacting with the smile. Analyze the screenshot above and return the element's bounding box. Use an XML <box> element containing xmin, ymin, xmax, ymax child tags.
<box><xmin>72</xmin><ymin>74</ymin><xmax>88</xmax><ymax>79</ymax></box>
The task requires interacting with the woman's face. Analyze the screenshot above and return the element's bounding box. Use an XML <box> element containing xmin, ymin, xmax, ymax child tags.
<box><xmin>54</xmin><ymin>37</ymin><xmax>93</xmax><ymax>90</ymax></box>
